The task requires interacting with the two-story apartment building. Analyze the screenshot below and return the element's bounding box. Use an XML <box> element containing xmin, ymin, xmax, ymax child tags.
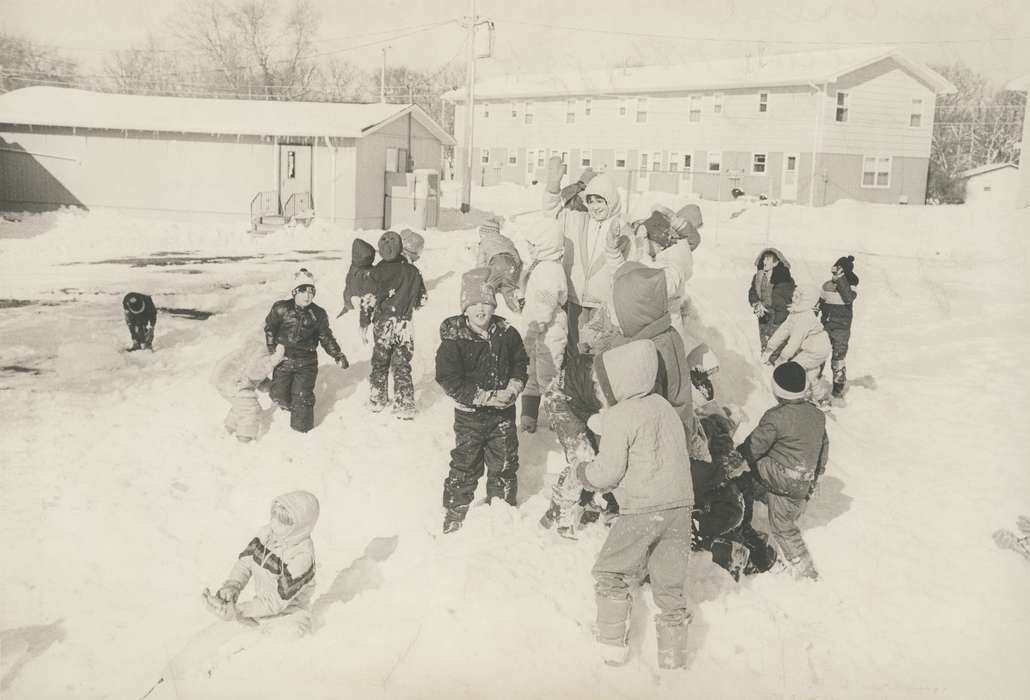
<box><xmin>445</xmin><ymin>47</ymin><xmax>955</xmax><ymax>206</ymax></box>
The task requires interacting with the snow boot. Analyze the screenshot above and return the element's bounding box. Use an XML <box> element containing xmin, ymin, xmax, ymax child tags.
<box><xmin>832</xmin><ymin>381</ymin><xmax>845</xmax><ymax>398</ymax></box>
<box><xmin>442</xmin><ymin>506</ymin><xmax>468</xmax><ymax>535</ymax></box>
<box><xmin>788</xmin><ymin>552</ymin><xmax>819</xmax><ymax>580</ymax></box>
<box><xmin>741</xmin><ymin>528</ymin><xmax>778</xmax><ymax>575</ymax></box>
<box><xmin>711</xmin><ymin>538</ymin><xmax>751</xmax><ymax>582</ymax></box>
<box><xmin>655</xmin><ymin>619</ymin><xmax>689</xmax><ymax>670</ymax></box>
<box><xmin>595</xmin><ymin>595</ymin><xmax>631</xmax><ymax>666</ymax></box>
<box><xmin>393</xmin><ymin>403</ymin><xmax>416</xmax><ymax>421</ymax></box>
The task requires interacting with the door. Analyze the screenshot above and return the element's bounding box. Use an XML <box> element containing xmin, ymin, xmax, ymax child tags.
<box><xmin>279</xmin><ymin>144</ymin><xmax>312</xmax><ymax>211</ymax></box>
<box><xmin>781</xmin><ymin>152</ymin><xmax>799</xmax><ymax>202</ymax></box>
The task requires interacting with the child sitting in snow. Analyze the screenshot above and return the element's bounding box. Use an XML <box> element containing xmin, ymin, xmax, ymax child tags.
<box><xmin>212</xmin><ymin>340</ymin><xmax>285</xmax><ymax>443</ymax></box>
<box><xmin>122</xmin><ymin>292</ymin><xmax>157</xmax><ymax>351</ymax></box>
<box><xmin>368</xmin><ymin>231</ymin><xmax>428</xmax><ymax>418</ymax></box>
<box><xmin>556</xmin><ymin>339</ymin><xmax>694</xmax><ymax>669</ymax></box>
<box><xmin>338</xmin><ymin>238</ymin><xmax>377</xmax><ymax>338</ymax></box>
<box><xmin>435</xmin><ymin>268</ymin><xmax>529</xmax><ymax>533</ymax></box>
<box><xmin>819</xmin><ymin>255</ymin><xmax>859</xmax><ymax>399</ymax></box>
<box><xmin>762</xmin><ymin>284</ymin><xmax>832</xmax><ymax>404</ymax></box>
<box><xmin>475</xmin><ymin>217</ymin><xmax>524</xmax><ymax>314</ymax></box>
<box><xmin>203</xmin><ymin>491</ymin><xmax>320</xmax><ymax>635</ymax></box>
<box><xmin>734</xmin><ymin>362</ymin><xmax>828</xmax><ymax>580</ymax></box>
<box><xmin>519</xmin><ymin>218</ymin><xmax>568</xmax><ymax>434</ymax></box>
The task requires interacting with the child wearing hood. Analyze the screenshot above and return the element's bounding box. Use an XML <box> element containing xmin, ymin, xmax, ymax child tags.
<box><xmin>734</xmin><ymin>362</ymin><xmax>829</xmax><ymax>580</ymax></box>
<box><xmin>212</xmin><ymin>339</ymin><xmax>286</xmax><ymax>443</ymax></box>
<box><xmin>436</xmin><ymin>268</ymin><xmax>529</xmax><ymax>533</ymax></box>
<box><xmin>203</xmin><ymin>491</ymin><xmax>320</xmax><ymax>635</ymax></box>
<box><xmin>368</xmin><ymin>230</ymin><xmax>428</xmax><ymax>419</ymax></box>
<box><xmin>474</xmin><ymin>218</ymin><xmax>524</xmax><ymax>314</ymax></box>
<box><xmin>819</xmin><ymin>255</ymin><xmax>859</xmax><ymax>398</ymax></box>
<box><xmin>338</xmin><ymin>238</ymin><xmax>377</xmax><ymax>335</ymax></box>
<box><xmin>762</xmin><ymin>284</ymin><xmax>832</xmax><ymax>404</ymax></box>
<box><xmin>399</xmin><ymin>228</ymin><xmax>425</xmax><ymax>265</ymax></box>
<box><xmin>264</xmin><ymin>269</ymin><xmax>350</xmax><ymax>433</ymax></box>
<box><xmin>557</xmin><ymin>339</ymin><xmax>694</xmax><ymax>669</ymax></box>
<box><xmin>122</xmin><ymin>292</ymin><xmax>157</xmax><ymax>351</ymax></box>
<box><xmin>519</xmin><ymin>218</ymin><xmax>569</xmax><ymax>433</ymax></box>
<box><xmin>748</xmin><ymin>248</ymin><xmax>796</xmax><ymax>353</ymax></box>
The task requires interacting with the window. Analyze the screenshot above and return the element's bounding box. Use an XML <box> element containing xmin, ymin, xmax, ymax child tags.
<box><xmin>652</xmin><ymin>152</ymin><xmax>663</xmax><ymax>171</ymax></box>
<box><xmin>385</xmin><ymin>147</ymin><xmax>398</xmax><ymax>173</ymax></box>
<box><xmin>910</xmin><ymin>98</ymin><xmax>923</xmax><ymax>127</ymax></box>
<box><xmin>536</xmin><ymin>148</ymin><xmax>545</xmax><ymax>168</ymax></box>
<box><xmin>580</xmin><ymin>149</ymin><xmax>592</xmax><ymax>167</ymax></box>
<box><xmin>668</xmin><ymin>151</ymin><xmax>680</xmax><ymax>172</ymax></box>
<box><xmin>527</xmin><ymin>150</ymin><xmax>535</xmax><ymax>173</ymax></box>
<box><xmin>511</xmin><ymin>102</ymin><xmax>518</xmax><ymax>118</ymax></box>
<box><xmin>689</xmin><ymin>95</ymin><xmax>702</xmax><ymax>123</ymax></box>
<box><xmin>639</xmin><ymin>152</ymin><xmax>649</xmax><ymax>172</ymax></box>
<box><xmin>759</xmin><ymin>92</ymin><xmax>768</xmax><ymax>113</ymax></box>
<box><xmin>614</xmin><ymin>150</ymin><xmax>627</xmax><ymax>169</ymax></box>
<box><xmin>752</xmin><ymin>152</ymin><xmax>767</xmax><ymax>175</ymax></box>
<box><xmin>835</xmin><ymin>92</ymin><xmax>848</xmax><ymax>122</ymax></box>
<box><xmin>636</xmin><ymin>97</ymin><xmax>648</xmax><ymax>123</ymax></box>
<box><xmin>566</xmin><ymin>99</ymin><xmax>576</xmax><ymax>124</ymax></box>
<box><xmin>524</xmin><ymin>102</ymin><xmax>534</xmax><ymax>125</ymax></box>
<box><xmin>707</xmin><ymin>151</ymin><xmax>722</xmax><ymax>172</ymax></box>
<box><xmin>713</xmin><ymin>93</ymin><xmax>724</xmax><ymax>114</ymax></box>
<box><xmin>682</xmin><ymin>153</ymin><xmax>692</xmax><ymax>171</ymax></box>
<box><xmin>861</xmin><ymin>155</ymin><xmax>891</xmax><ymax>188</ymax></box>
<box><xmin>483</xmin><ymin>102</ymin><xmax>490</xmax><ymax>119</ymax></box>
<box><xmin>287</xmin><ymin>151</ymin><xmax>296</xmax><ymax>179</ymax></box>
<box><xmin>508</xmin><ymin>149</ymin><xmax>518</xmax><ymax>166</ymax></box>
<box><xmin>585</xmin><ymin>98</ymin><xmax>592</xmax><ymax>117</ymax></box>
<box><xmin>480</xmin><ymin>148</ymin><xmax>490</xmax><ymax>165</ymax></box>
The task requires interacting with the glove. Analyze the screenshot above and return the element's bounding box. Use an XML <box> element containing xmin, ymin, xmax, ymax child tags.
<box><xmin>546</xmin><ymin>156</ymin><xmax>567</xmax><ymax>192</ymax></box>
<box><xmin>336</xmin><ymin>354</ymin><xmax>350</xmax><ymax>370</ymax></box>
<box><xmin>577</xmin><ymin>167</ymin><xmax>597</xmax><ymax>187</ymax></box>
<box><xmin>203</xmin><ymin>587</ymin><xmax>237</xmax><ymax>621</ymax></box>
<box><xmin>752</xmin><ymin>302</ymin><xmax>767</xmax><ymax>317</ymax></box>
<box><xmin>520</xmin><ymin>415</ymin><xmax>537</xmax><ymax>433</ymax></box>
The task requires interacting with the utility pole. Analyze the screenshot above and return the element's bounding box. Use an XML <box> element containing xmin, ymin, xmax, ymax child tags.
<box><xmin>380</xmin><ymin>47</ymin><xmax>389</xmax><ymax>104</ymax></box>
<box><xmin>460</xmin><ymin>0</ymin><xmax>477</xmax><ymax>214</ymax></box>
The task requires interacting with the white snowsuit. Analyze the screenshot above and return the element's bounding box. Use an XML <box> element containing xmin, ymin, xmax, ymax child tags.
<box><xmin>522</xmin><ymin>220</ymin><xmax>569</xmax><ymax>401</ymax></box>
<box><xmin>765</xmin><ymin>285</ymin><xmax>832</xmax><ymax>400</ymax></box>
<box><xmin>212</xmin><ymin>341</ymin><xmax>283</xmax><ymax>441</ymax></box>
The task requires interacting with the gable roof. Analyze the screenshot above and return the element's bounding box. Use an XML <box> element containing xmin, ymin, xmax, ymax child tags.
<box><xmin>0</xmin><ymin>86</ymin><xmax>455</xmax><ymax>145</ymax></box>
<box><xmin>444</xmin><ymin>47</ymin><xmax>955</xmax><ymax>101</ymax></box>
<box><xmin>957</xmin><ymin>162</ymin><xmax>1018</xmax><ymax>179</ymax></box>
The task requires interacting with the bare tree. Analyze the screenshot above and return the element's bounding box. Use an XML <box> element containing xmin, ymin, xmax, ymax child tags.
<box><xmin>0</xmin><ymin>33</ymin><xmax>78</xmax><ymax>93</ymax></box>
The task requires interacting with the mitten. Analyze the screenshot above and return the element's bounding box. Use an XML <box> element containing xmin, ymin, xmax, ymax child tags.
<box><xmin>577</xmin><ymin>167</ymin><xmax>597</xmax><ymax>187</ymax></box>
<box><xmin>335</xmin><ymin>354</ymin><xmax>350</xmax><ymax>370</ymax></box>
<box><xmin>752</xmin><ymin>302</ymin><xmax>767</xmax><ymax>317</ymax></box>
<box><xmin>270</xmin><ymin>344</ymin><xmax>286</xmax><ymax>365</ymax></box>
<box><xmin>203</xmin><ymin>587</ymin><xmax>236</xmax><ymax>621</ymax></box>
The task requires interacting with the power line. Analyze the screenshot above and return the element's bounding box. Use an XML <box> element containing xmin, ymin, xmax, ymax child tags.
<box><xmin>490</xmin><ymin>18</ymin><xmax>1030</xmax><ymax>46</ymax></box>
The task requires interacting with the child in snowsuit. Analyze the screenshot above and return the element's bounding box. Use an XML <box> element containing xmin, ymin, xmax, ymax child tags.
<box><xmin>264</xmin><ymin>269</ymin><xmax>350</xmax><ymax>433</ymax></box>
<box><xmin>338</xmin><ymin>238</ymin><xmax>377</xmax><ymax>336</ymax></box>
<box><xmin>519</xmin><ymin>218</ymin><xmax>569</xmax><ymax>434</ymax></box>
<box><xmin>399</xmin><ymin>228</ymin><xmax>425</xmax><ymax>264</ymax></box>
<box><xmin>368</xmin><ymin>231</ymin><xmax>427</xmax><ymax>419</ymax></box>
<box><xmin>122</xmin><ymin>292</ymin><xmax>157</xmax><ymax>351</ymax></box>
<box><xmin>747</xmin><ymin>248</ymin><xmax>795</xmax><ymax>353</ymax></box>
<box><xmin>203</xmin><ymin>491</ymin><xmax>320</xmax><ymax>636</ymax></box>
<box><xmin>819</xmin><ymin>255</ymin><xmax>859</xmax><ymax>398</ymax></box>
<box><xmin>212</xmin><ymin>340</ymin><xmax>285</xmax><ymax>443</ymax></box>
<box><xmin>436</xmin><ymin>268</ymin><xmax>529</xmax><ymax>533</ymax></box>
<box><xmin>475</xmin><ymin>218</ymin><xmax>524</xmax><ymax>314</ymax></box>
<box><xmin>735</xmin><ymin>362</ymin><xmax>829</xmax><ymax>580</ymax></box>
<box><xmin>763</xmin><ymin>284</ymin><xmax>832</xmax><ymax>404</ymax></box>
<box><xmin>565</xmin><ymin>339</ymin><xmax>694</xmax><ymax>669</ymax></box>
<box><xmin>633</xmin><ymin>203</ymin><xmax>702</xmax><ymax>254</ymax></box>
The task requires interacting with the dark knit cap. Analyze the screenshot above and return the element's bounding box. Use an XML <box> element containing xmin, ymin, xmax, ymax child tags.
<box><xmin>834</xmin><ymin>255</ymin><xmax>859</xmax><ymax>286</ymax></box>
<box><xmin>773</xmin><ymin>361</ymin><xmax>808</xmax><ymax>400</ymax></box>
<box><xmin>378</xmin><ymin>230</ymin><xmax>403</xmax><ymax>262</ymax></box>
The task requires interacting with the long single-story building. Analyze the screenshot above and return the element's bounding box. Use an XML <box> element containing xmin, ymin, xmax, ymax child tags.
<box><xmin>0</xmin><ymin>86</ymin><xmax>454</xmax><ymax>228</ymax></box>
<box><xmin>446</xmin><ymin>47</ymin><xmax>955</xmax><ymax>206</ymax></box>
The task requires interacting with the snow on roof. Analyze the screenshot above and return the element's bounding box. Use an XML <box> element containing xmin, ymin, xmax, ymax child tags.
<box><xmin>957</xmin><ymin>162</ymin><xmax>1018</xmax><ymax>179</ymax></box>
<box><xmin>0</xmin><ymin>86</ymin><xmax>455</xmax><ymax>144</ymax></box>
<box><xmin>444</xmin><ymin>47</ymin><xmax>956</xmax><ymax>101</ymax></box>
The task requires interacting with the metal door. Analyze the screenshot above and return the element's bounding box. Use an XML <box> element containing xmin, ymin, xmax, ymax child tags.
<box><xmin>781</xmin><ymin>152</ymin><xmax>799</xmax><ymax>201</ymax></box>
<box><xmin>279</xmin><ymin>144</ymin><xmax>312</xmax><ymax>210</ymax></box>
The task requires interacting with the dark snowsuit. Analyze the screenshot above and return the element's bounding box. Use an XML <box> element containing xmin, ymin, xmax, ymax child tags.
<box><xmin>123</xmin><ymin>293</ymin><xmax>157</xmax><ymax>350</ymax></box>
<box><xmin>368</xmin><ymin>239</ymin><xmax>427</xmax><ymax>414</ymax></box>
<box><xmin>819</xmin><ymin>276</ymin><xmax>858</xmax><ymax>397</ymax></box>
<box><xmin>264</xmin><ymin>300</ymin><xmax>346</xmax><ymax>432</ymax></box>
<box><xmin>435</xmin><ymin>314</ymin><xmax>529</xmax><ymax>522</ymax></box>
<box><xmin>747</xmin><ymin>249</ymin><xmax>795</xmax><ymax>354</ymax></box>
<box><xmin>340</xmin><ymin>238</ymin><xmax>377</xmax><ymax>330</ymax></box>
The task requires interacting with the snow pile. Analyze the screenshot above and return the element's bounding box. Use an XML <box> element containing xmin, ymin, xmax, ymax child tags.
<box><xmin>1</xmin><ymin>189</ymin><xmax>1029</xmax><ymax>699</ymax></box>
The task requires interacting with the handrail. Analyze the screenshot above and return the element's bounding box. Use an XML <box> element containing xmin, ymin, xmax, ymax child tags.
<box><xmin>250</xmin><ymin>190</ymin><xmax>278</xmax><ymax>226</ymax></box>
<box><xmin>283</xmin><ymin>191</ymin><xmax>312</xmax><ymax>220</ymax></box>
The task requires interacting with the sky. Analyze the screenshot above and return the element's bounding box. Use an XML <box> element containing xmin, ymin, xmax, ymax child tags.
<box><xmin>3</xmin><ymin>0</ymin><xmax>1030</xmax><ymax>86</ymax></box>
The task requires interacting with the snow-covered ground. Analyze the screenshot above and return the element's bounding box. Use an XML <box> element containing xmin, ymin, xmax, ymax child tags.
<box><xmin>1</xmin><ymin>186</ymin><xmax>1029</xmax><ymax>699</ymax></box>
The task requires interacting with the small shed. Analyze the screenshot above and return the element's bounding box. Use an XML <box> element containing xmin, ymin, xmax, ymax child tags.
<box><xmin>0</xmin><ymin>86</ymin><xmax>455</xmax><ymax>229</ymax></box>
<box><xmin>957</xmin><ymin>163</ymin><xmax>1019</xmax><ymax>207</ymax></box>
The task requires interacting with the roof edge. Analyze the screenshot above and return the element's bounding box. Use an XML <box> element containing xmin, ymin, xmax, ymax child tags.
<box><xmin>361</xmin><ymin>103</ymin><xmax>456</xmax><ymax>146</ymax></box>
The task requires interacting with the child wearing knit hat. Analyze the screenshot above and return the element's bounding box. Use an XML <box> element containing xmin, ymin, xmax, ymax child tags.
<box><xmin>435</xmin><ymin>268</ymin><xmax>529</xmax><ymax>534</ymax></box>
<box><xmin>474</xmin><ymin>217</ymin><xmax>524</xmax><ymax>314</ymax></box>
<box><xmin>122</xmin><ymin>292</ymin><xmax>157</xmax><ymax>351</ymax></box>
<box><xmin>732</xmin><ymin>361</ymin><xmax>829</xmax><ymax>581</ymax></box>
<box><xmin>819</xmin><ymin>255</ymin><xmax>859</xmax><ymax>399</ymax></box>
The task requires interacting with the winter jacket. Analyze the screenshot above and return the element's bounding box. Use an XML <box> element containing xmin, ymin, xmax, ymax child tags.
<box><xmin>264</xmin><ymin>300</ymin><xmax>344</xmax><ymax>361</ymax></box>
<box><xmin>475</xmin><ymin>230</ymin><xmax>522</xmax><ymax>270</ymax></box>
<box><xmin>576</xmin><ymin>339</ymin><xmax>694</xmax><ymax>514</ymax></box>
<box><xmin>543</xmin><ymin>173</ymin><xmax>626</xmax><ymax>308</ymax></box>
<box><xmin>123</xmin><ymin>292</ymin><xmax>157</xmax><ymax>325</ymax></box>
<box><xmin>611</xmin><ymin>234</ymin><xmax>694</xmax><ymax>337</ymax></box>
<box><xmin>766</xmin><ymin>286</ymin><xmax>832</xmax><ymax>370</ymax></box>
<box><xmin>371</xmin><ymin>259</ymin><xmax>427</xmax><ymax>322</ymax></box>
<box><xmin>342</xmin><ymin>238</ymin><xmax>377</xmax><ymax>328</ymax></box>
<box><xmin>523</xmin><ymin>246</ymin><xmax>569</xmax><ymax>379</ymax></box>
<box><xmin>819</xmin><ymin>276</ymin><xmax>858</xmax><ymax>333</ymax></box>
<box><xmin>212</xmin><ymin>342</ymin><xmax>281</xmax><ymax>440</ymax></box>
<box><xmin>221</xmin><ymin>491</ymin><xmax>319</xmax><ymax>622</ymax></box>
<box><xmin>738</xmin><ymin>400</ymin><xmax>829</xmax><ymax>500</ymax></box>
<box><xmin>435</xmin><ymin>314</ymin><xmax>529</xmax><ymax>412</ymax></box>
<box><xmin>748</xmin><ymin>248</ymin><xmax>795</xmax><ymax>326</ymax></box>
